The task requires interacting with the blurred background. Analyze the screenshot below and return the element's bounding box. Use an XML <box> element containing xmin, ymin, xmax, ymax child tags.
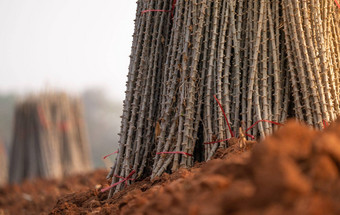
<box><xmin>0</xmin><ymin>0</ymin><xmax>137</xmax><ymax>168</ymax></box>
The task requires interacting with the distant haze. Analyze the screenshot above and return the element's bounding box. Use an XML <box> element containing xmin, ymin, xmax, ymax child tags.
<box><xmin>0</xmin><ymin>0</ymin><xmax>137</xmax><ymax>101</ymax></box>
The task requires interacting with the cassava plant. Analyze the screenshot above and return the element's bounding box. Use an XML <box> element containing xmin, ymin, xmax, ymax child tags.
<box><xmin>106</xmin><ymin>0</ymin><xmax>340</xmax><ymax>196</ymax></box>
<box><xmin>0</xmin><ymin>139</ymin><xmax>8</xmax><ymax>186</ymax></box>
<box><xmin>9</xmin><ymin>92</ymin><xmax>92</xmax><ymax>183</ymax></box>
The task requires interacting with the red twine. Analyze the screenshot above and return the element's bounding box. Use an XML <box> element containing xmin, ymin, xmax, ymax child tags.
<box><xmin>171</xmin><ymin>0</ymin><xmax>177</xmax><ymax>18</ymax></box>
<box><xmin>204</xmin><ymin>115</ymin><xmax>328</xmax><ymax>142</ymax></box>
<box><xmin>204</xmin><ymin>119</ymin><xmax>283</xmax><ymax>143</ymax></box>
<box><xmin>335</xmin><ymin>0</ymin><xmax>340</xmax><ymax>9</ymax></box>
<box><xmin>141</xmin><ymin>0</ymin><xmax>177</xmax><ymax>19</ymax></box>
<box><xmin>103</xmin><ymin>150</ymin><xmax>118</xmax><ymax>159</ymax></box>
<box><xmin>101</xmin><ymin>170</ymin><xmax>136</xmax><ymax>192</ymax></box>
<box><xmin>37</xmin><ymin>107</ymin><xmax>71</xmax><ymax>132</ymax></box>
<box><xmin>245</xmin><ymin>120</ymin><xmax>284</xmax><ymax>133</ymax></box>
<box><xmin>202</xmin><ymin>95</ymin><xmax>234</xmax><ymax>144</ymax></box>
<box><xmin>245</xmin><ymin>120</ymin><xmax>283</xmax><ymax>140</ymax></box>
<box><xmin>141</xmin><ymin>9</ymin><xmax>171</xmax><ymax>15</ymax></box>
<box><xmin>58</xmin><ymin>121</ymin><xmax>69</xmax><ymax>132</ymax></box>
<box><xmin>157</xmin><ymin>151</ymin><xmax>193</xmax><ymax>156</ymax></box>
<box><xmin>245</xmin><ymin>133</ymin><xmax>256</xmax><ymax>140</ymax></box>
<box><xmin>323</xmin><ymin>120</ymin><xmax>329</xmax><ymax>129</ymax></box>
<box><xmin>213</xmin><ymin>95</ymin><xmax>234</xmax><ymax>137</ymax></box>
<box><xmin>37</xmin><ymin>106</ymin><xmax>49</xmax><ymax>129</ymax></box>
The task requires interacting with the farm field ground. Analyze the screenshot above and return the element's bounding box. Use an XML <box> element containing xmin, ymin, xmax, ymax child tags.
<box><xmin>1</xmin><ymin>119</ymin><xmax>340</xmax><ymax>215</ymax></box>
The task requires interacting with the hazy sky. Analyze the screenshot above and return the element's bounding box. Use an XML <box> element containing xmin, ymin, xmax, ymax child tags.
<box><xmin>0</xmin><ymin>0</ymin><xmax>137</xmax><ymax>101</ymax></box>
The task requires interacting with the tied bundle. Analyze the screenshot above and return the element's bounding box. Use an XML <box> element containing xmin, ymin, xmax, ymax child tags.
<box><xmin>0</xmin><ymin>139</ymin><xmax>8</xmax><ymax>186</ymax></box>
<box><xmin>9</xmin><ymin>92</ymin><xmax>92</xmax><ymax>183</ymax></box>
<box><xmin>107</xmin><ymin>0</ymin><xmax>340</xmax><ymax>196</ymax></box>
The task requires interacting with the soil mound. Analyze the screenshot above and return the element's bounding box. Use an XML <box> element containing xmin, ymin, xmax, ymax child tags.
<box><xmin>2</xmin><ymin>119</ymin><xmax>340</xmax><ymax>215</ymax></box>
<box><xmin>0</xmin><ymin>169</ymin><xmax>107</xmax><ymax>215</ymax></box>
<box><xmin>51</xmin><ymin>119</ymin><xmax>340</xmax><ymax>215</ymax></box>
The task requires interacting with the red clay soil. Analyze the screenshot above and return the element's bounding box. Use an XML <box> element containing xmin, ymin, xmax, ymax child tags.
<box><xmin>3</xmin><ymin>119</ymin><xmax>340</xmax><ymax>215</ymax></box>
<box><xmin>50</xmin><ymin>119</ymin><xmax>340</xmax><ymax>215</ymax></box>
<box><xmin>0</xmin><ymin>169</ymin><xmax>108</xmax><ymax>215</ymax></box>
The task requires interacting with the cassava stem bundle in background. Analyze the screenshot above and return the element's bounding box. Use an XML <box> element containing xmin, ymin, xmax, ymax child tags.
<box><xmin>0</xmin><ymin>139</ymin><xmax>8</xmax><ymax>186</ymax></box>
<box><xmin>107</xmin><ymin>0</ymin><xmax>340</xmax><ymax>196</ymax></box>
<box><xmin>9</xmin><ymin>92</ymin><xmax>92</xmax><ymax>183</ymax></box>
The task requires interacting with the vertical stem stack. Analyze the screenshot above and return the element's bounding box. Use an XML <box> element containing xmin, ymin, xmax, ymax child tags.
<box><xmin>108</xmin><ymin>0</ymin><xmax>340</xmax><ymax>195</ymax></box>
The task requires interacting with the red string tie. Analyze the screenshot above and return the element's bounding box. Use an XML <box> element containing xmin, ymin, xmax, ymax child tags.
<box><xmin>59</xmin><ymin>121</ymin><xmax>69</xmax><ymax>132</ymax></box>
<box><xmin>171</xmin><ymin>0</ymin><xmax>177</xmax><ymax>18</ymax></box>
<box><xmin>141</xmin><ymin>0</ymin><xmax>177</xmax><ymax>19</ymax></box>
<box><xmin>213</xmin><ymin>95</ymin><xmax>234</xmax><ymax>137</ymax></box>
<box><xmin>245</xmin><ymin>120</ymin><xmax>284</xmax><ymax>139</ymax></box>
<box><xmin>141</xmin><ymin>9</ymin><xmax>171</xmax><ymax>14</ymax></box>
<box><xmin>202</xmin><ymin>95</ymin><xmax>234</xmax><ymax>144</ymax></box>
<box><xmin>335</xmin><ymin>0</ymin><xmax>340</xmax><ymax>9</ymax></box>
<box><xmin>157</xmin><ymin>151</ymin><xmax>193</xmax><ymax>156</ymax></box>
<box><xmin>103</xmin><ymin>150</ymin><xmax>119</xmax><ymax>159</ymax></box>
<box><xmin>323</xmin><ymin>120</ymin><xmax>329</xmax><ymax>129</ymax></box>
<box><xmin>101</xmin><ymin>170</ymin><xmax>136</xmax><ymax>192</ymax></box>
<box><xmin>37</xmin><ymin>106</ymin><xmax>49</xmax><ymax>129</ymax></box>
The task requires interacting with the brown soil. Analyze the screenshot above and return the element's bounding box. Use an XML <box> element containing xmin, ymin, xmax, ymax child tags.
<box><xmin>2</xmin><ymin>119</ymin><xmax>340</xmax><ymax>215</ymax></box>
<box><xmin>0</xmin><ymin>169</ymin><xmax>108</xmax><ymax>215</ymax></box>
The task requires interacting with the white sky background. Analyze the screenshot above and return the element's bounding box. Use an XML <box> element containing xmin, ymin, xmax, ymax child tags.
<box><xmin>0</xmin><ymin>0</ymin><xmax>137</xmax><ymax>101</ymax></box>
